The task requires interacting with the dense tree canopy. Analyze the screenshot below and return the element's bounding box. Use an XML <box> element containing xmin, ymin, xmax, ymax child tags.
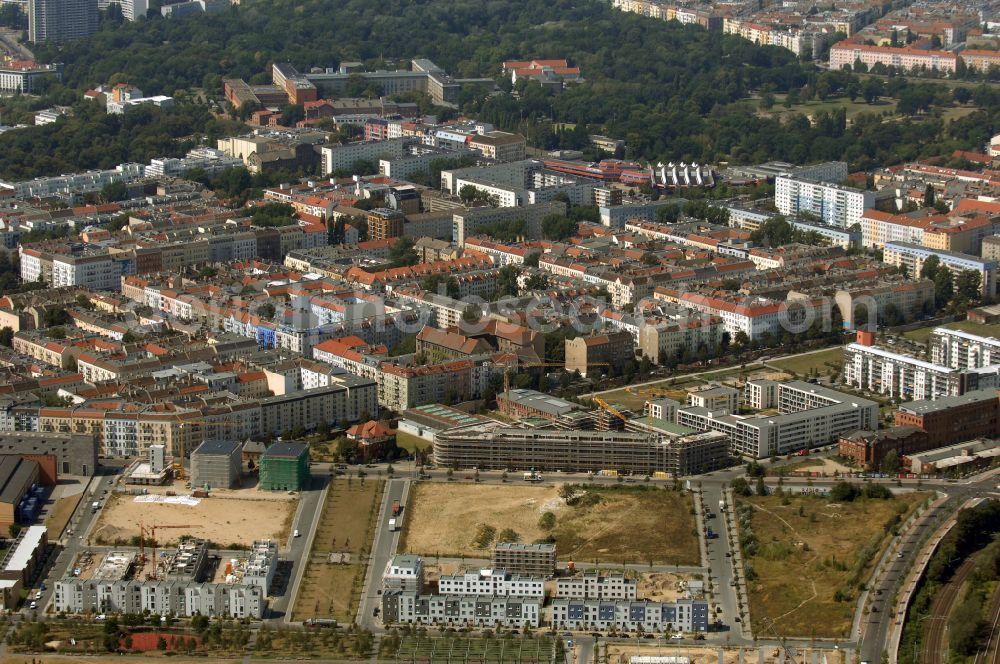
<box><xmin>3</xmin><ymin>0</ymin><xmax>995</xmax><ymax>179</ymax></box>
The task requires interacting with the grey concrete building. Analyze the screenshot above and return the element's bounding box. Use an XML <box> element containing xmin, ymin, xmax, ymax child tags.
<box><xmin>491</xmin><ymin>543</ymin><xmax>555</xmax><ymax>577</ymax></box>
<box><xmin>190</xmin><ymin>439</ymin><xmax>242</xmax><ymax>489</ymax></box>
<box><xmin>0</xmin><ymin>431</ymin><xmax>98</xmax><ymax>477</ymax></box>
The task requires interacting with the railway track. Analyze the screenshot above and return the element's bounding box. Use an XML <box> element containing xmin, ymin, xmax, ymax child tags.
<box><xmin>974</xmin><ymin>582</ymin><xmax>1000</xmax><ymax>664</ymax></box>
<box><xmin>922</xmin><ymin>557</ymin><xmax>978</xmax><ymax>664</ymax></box>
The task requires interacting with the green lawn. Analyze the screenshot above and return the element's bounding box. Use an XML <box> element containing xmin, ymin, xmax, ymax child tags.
<box><xmin>761</xmin><ymin>94</ymin><xmax>898</xmax><ymax>121</ymax></box>
<box><xmin>769</xmin><ymin>348</ymin><xmax>845</xmax><ymax>377</ymax></box>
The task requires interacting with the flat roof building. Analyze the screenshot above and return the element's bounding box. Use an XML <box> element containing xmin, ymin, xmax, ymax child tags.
<box><xmin>191</xmin><ymin>439</ymin><xmax>243</xmax><ymax>490</ymax></box>
<box><xmin>259</xmin><ymin>441</ymin><xmax>309</xmax><ymax>491</ymax></box>
<box><xmin>492</xmin><ymin>543</ymin><xmax>556</xmax><ymax>577</ymax></box>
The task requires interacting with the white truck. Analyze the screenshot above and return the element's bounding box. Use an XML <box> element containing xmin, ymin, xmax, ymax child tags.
<box><xmin>388</xmin><ymin>518</ymin><xmax>398</xmax><ymax>531</ymax></box>
<box><xmin>523</xmin><ymin>471</ymin><xmax>542</xmax><ymax>482</ymax></box>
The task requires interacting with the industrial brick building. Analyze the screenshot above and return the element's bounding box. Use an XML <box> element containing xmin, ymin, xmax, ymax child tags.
<box><xmin>191</xmin><ymin>439</ymin><xmax>243</xmax><ymax>489</ymax></box>
<box><xmin>259</xmin><ymin>441</ymin><xmax>309</xmax><ymax>491</ymax></box>
<box><xmin>894</xmin><ymin>389</ymin><xmax>1000</xmax><ymax>449</ymax></box>
<box><xmin>837</xmin><ymin>426</ymin><xmax>929</xmax><ymax>470</ymax></box>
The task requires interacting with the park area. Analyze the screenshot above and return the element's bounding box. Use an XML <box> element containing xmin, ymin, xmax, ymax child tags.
<box><xmin>767</xmin><ymin>347</ymin><xmax>844</xmax><ymax>378</ymax></box>
<box><xmin>737</xmin><ymin>489</ymin><xmax>929</xmax><ymax>638</ymax></box>
<box><xmin>90</xmin><ymin>488</ymin><xmax>296</xmax><ymax>549</ymax></box>
<box><xmin>292</xmin><ymin>477</ymin><xmax>384</xmax><ymax>623</ymax></box>
<box><xmin>400</xmin><ymin>483</ymin><xmax>699</xmax><ymax>565</ymax></box>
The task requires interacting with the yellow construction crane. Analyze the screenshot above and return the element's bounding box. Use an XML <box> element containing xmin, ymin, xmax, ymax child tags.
<box><xmin>593</xmin><ymin>396</ymin><xmax>656</xmax><ymax>440</ymax></box>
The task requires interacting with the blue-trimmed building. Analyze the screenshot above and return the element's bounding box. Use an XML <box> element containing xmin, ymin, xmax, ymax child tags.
<box><xmin>883</xmin><ymin>242</ymin><xmax>997</xmax><ymax>297</ymax></box>
<box><xmin>550</xmin><ymin>598</ymin><xmax>709</xmax><ymax>632</ymax></box>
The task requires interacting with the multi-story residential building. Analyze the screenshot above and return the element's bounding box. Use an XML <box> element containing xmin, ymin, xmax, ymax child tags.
<box><xmin>383</xmin><ymin>555</ymin><xmax>425</xmax><ymax>592</ymax></box>
<box><xmin>29</xmin><ymin>0</ymin><xmax>98</xmax><ymax>43</ymax></box>
<box><xmin>894</xmin><ymin>389</ymin><xmax>1000</xmax><ymax>449</ymax></box>
<box><xmin>381</xmin><ymin>590</ymin><xmax>542</xmax><ymax>628</ymax></box>
<box><xmin>645</xmin><ymin>398</ymin><xmax>679</xmax><ymax>423</ymax></box>
<box><xmin>654</xmin><ymin>290</ymin><xmax>824</xmax><ymax>342</ymax></box>
<box><xmin>550</xmin><ymin>598</ymin><xmax>709</xmax><ymax>632</ymax></box>
<box><xmin>0</xmin><ymin>60</ymin><xmax>63</xmax><ymax>94</ymax></box>
<box><xmin>555</xmin><ymin>571</ymin><xmax>638</xmax><ymax>600</ymax></box>
<box><xmin>775</xmin><ymin>175</ymin><xmax>875</xmax><ymax>229</ymax></box>
<box><xmin>677</xmin><ymin>381</ymin><xmax>878</xmax><ymax>458</ymax></box>
<box><xmin>377</xmin><ymin>357</ymin><xmax>493</xmax><ymax>411</ymax></box>
<box><xmin>829</xmin><ymin>41</ymin><xmax>958</xmax><ymax>74</ymax></box>
<box><xmin>438</xmin><ymin>569</ymin><xmax>545</xmax><ymax>597</ymax></box>
<box><xmin>320</xmin><ymin>138</ymin><xmax>410</xmax><ymax>175</ymax></box>
<box><xmin>54</xmin><ymin>579</ymin><xmax>264</xmax><ymax>618</ymax></box>
<box><xmin>883</xmin><ymin>242</ymin><xmax>997</xmax><ymax>297</ymax></box>
<box><xmin>961</xmin><ymin>50</ymin><xmax>1000</xmax><ymax>73</ymax></box>
<box><xmin>367</xmin><ymin>208</ymin><xmax>405</xmax><ymax>242</ymax></box>
<box><xmin>842</xmin><ymin>338</ymin><xmax>997</xmax><ymax>401</ymax></box>
<box><xmin>492</xmin><ymin>543</ymin><xmax>556</xmax><ymax>577</ymax></box>
<box><xmin>687</xmin><ymin>386</ymin><xmax>739</xmax><ymax>413</ymax></box>
<box><xmin>929</xmin><ymin>327</ymin><xmax>1000</xmax><ymax>369</ymax></box>
<box><xmin>468</xmin><ymin>132</ymin><xmax>526</xmax><ymax>162</ymax></box>
<box><xmin>98</xmin><ymin>0</ymin><xmax>147</xmax><ymax>21</ymax></box>
<box><xmin>833</xmin><ymin>280</ymin><xmax>935</xmax><ymax>329</ymax></box>
<box><xmin>743</xmin><ymin>379</ymin><xmax>779</xmax><ymax>410</ymax></box>
<box><xmin>637</xmin><ymin>314</ymin><xmax>725</xmax><ymax>365</ymax></box>
<box><xmin>452</xmin><ymin>201</ymin><xmax>567</xmax><ymax>244</ymax></box>
<box><xmin>565</xmin><ymin>330</ymin><xmax>634</xmax><ymax>378</ymax></box>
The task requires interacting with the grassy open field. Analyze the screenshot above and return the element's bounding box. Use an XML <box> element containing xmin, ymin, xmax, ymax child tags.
<box><xmin>396</xmin><ymin>430</ymin><xmax>432</xmax><ymax>455</ymax></box>
<box><xmin>902</xmin><ymin>319</ymin><xmax>1000</xmax><ymax>344</ymax></box>
<box><xmin>292</xmin><ymin>478</ymin><xmax>384</xmax><ymax>623</ymax></box>
<box><xmin>401</xmin><ymin>483</ymin><xmax>699</xmax><ymax>565</ymax></box>
<box><xmin>768</xmin><ymin>348</ymin><xmax>845</xmax><ymax>377</ymax></box>
<box><xmin>738</xmin><ymin>491</ymin><xmax>929</xmax><ymax>638</ymax></box>
<box><xmin>761</xmin><ymin>94</ymin><xmax>898</xmax><ymax>121</ymax></box>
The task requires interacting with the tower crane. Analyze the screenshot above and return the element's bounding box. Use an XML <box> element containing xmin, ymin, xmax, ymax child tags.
<box><xmin>138</xmin><ymin>523</ymin><xmax>192</xmax><ymax>580</ymax></box>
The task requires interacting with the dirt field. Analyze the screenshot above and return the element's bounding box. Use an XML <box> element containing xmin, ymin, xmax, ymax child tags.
<box><xmin>637</xmin><ymin>572</ymin><xmax>702</xmax><ymax>603</ymax></box>
<box><xmin>91</xmin><ymin>488</ymin><xmax>296</xmax><ymax>548</ymax></box>
<box><xmin>604</xmin><ymin>643</ymin><xmax>850</xmax><ymax>664</ymax></box>
<box><xmin>292</xmin><ymin>477</ymin><xmax>383</xmax><ymax>623</ymax></box>
<box><xmin>776</xmin><ymin>457</ymin><xmax>855</xmax><ymax>476</ymax></box>
<box><xmin>401</xmin><ymin>483</ymin><xmax>699</xmax><ymax>565</ymax></box>
<box><xmin>739</xmin><ymin>491</ymin><xmax>929</xmax><ymax>638</ymax></box>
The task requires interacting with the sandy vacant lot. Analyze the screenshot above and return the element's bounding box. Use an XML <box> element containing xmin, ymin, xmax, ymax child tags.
<box><xmin>605</xmin><ymin>644</ymin><xmax>849</xmax><ymax>664</ymax></box>
<box><xmin>91</xmin><ymin>491</ymin><xmax>295</xmax><ymax>548</ymax></box>
<box><xmin>402</xmin><ymin>483</ymin><xmax>699</xmax><ymax>564</ymax></box>
<box><xmin>637</xmin><ymin>572</ymin><xmax>702</xmax><ymax>603</ymax></box>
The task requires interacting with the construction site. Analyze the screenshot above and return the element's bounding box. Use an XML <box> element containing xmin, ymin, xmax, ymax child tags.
<box><xmin>54</xmin><ymin>536</ymin><xmax>278</xmax><ymax>619</ymax></box>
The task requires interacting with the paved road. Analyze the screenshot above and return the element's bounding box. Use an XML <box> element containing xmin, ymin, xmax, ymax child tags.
<box><xmin>269</xmin><ymin>469</ymin><xmax>329</xmax><ymax>623</ymax></box>
<box><xmin>357</xmin><ymin>477</ymin><xmax>409</xmax><ymax>631</ymax></box>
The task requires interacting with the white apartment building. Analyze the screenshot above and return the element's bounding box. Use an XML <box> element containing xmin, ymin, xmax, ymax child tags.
<box><xmin>743</xmin><ymin>379</ymin><xmax>779</xmax><ymax>409</ymax></box>
<box><xmin>840</xmin><ymin>342</ymin><xmax>997</xmax><ymax>401</ymax></box>
<box><xmin>687</xmin><ymin>386</ymin><xmax>739</xmax><ymax>413</ymax></box>
<box><xmin>929</xmin><ymin>327</ymin><xmax>1000</xmax><ymax>370</ymax></box>
<box><xmin>438</xmin><ymin>569</ymin><xmax>544</xmax><ymax>598</ymax></box>
<box><xmin>383</xmin><ymin>555</ymin><xmax>425</xmax><ymax>592</ymax></box>
<box><xmin>883</xmin><ymin>242</ymin><xmax>997</xmax><ymax>297</ymax></box>
<box><xmin>677</xmin><ymin>381</ymin><xmax>878</xmax><ymax>458</ymax></box>
<box><xmin>775</xmin><ymin>176</ymin><xmax>875</xmax><ymax>228</ymax></box>
<box><xmin>320</xmin><ymin>138</ymin><xmax>410</xmax><ymax>175</ymax></box>
<box><xmin>645</xmin><ymin>398</ymin><xmax>679</xmax><ymax>423</ymax></box>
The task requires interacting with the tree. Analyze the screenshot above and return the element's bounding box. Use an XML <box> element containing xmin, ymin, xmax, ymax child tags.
<box><xmin>920</xmin><ymin>255</ymin><xmax>940</xmax><ymax>281</ymax></box>
<box><xmin>540</xmin><ymin>214</ymin><xmax>577</xmax><ymax>240</ymax></box>
<box><xmin>731</xmin><ymin>478</ymin><xmax>752</xmax><ymax>497</ymax></box>
<box><xmin>388</xmin><ymin>237</ymin><xmax>419</xmax><ymax>267</ymax></box>
<box><xmin>538</xmin><ymin>511</ymin><xmax>556</xmax><ymax>530</ymax></box>
<box><xmin>880</xmin><ymin>449</ymin><xmax>900</xmax><ymax>474</ymax></box>
<box><xmin>0</xmin><ymin>327</ymin><xmax>12</xmax><ymax>347</ymax></box>
<box><xmin>934</xmin><ymin>268</ymin><xmax>954</xmax><ymax>305</ymax></box>
<box><xmin>755</xmin><ymin>476</ymin><xmax>768</xmax><ymax>496</ymax></box>
<box><xmin>558</xmin><ymin>484</ymin><xmax>576</xmax><ymax>503</ymax></box>
<box><xmin>922</xmin><ymin>184</ymin><xmax>935</xmax><ymax>208</ymax></box>
<box><xmin>955</xmin><ymin>270</ymin><xmax>982</xmax><ymax>303</ymax></box>
<box><xmin>101</xmin><ymin>180</ymin><xmax>128</xmax><ymax>202</ymax></box>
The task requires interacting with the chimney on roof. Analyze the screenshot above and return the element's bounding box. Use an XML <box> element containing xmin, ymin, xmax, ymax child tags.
<box><xmin>856</xmin><ymin>330</ymin><xmax>875</xmax><ymax>346</ymax></box>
